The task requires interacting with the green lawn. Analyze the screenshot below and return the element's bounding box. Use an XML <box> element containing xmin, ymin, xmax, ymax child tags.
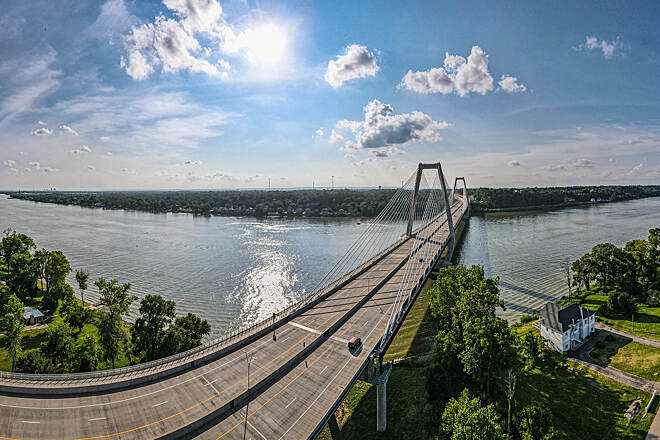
<box><xmin>0</xmin><ymin>327</ymin><xmax>49</xmax><ymax>371</ymax></box>
<box><xmin>591</xmin><ymin>336</ymin><xmax>660</xmax><ymax>382</ymax></box>
<box><xmin>517</xmin><ymin>361</ymin><xmax>654</xmax><ymax>440</ymax></box>
<box><xmin>582</xmin><ymin>294</ymin><xmax>660</xmax><ymax>341</ymax></box>
<box><xmin>316</xmin><ymin>364</ymin><xmax>430</xmax><ymax>440</ymax></box>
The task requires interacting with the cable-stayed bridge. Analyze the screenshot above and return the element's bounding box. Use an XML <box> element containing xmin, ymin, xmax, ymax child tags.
<box><xmin>0</xmin><ymin>162</ymin><xmax>470</xmax><ymax>440</ymax></box>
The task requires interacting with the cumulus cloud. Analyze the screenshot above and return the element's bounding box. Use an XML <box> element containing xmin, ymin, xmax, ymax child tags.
<box><xmin>400</xmin><ymin>46</ymin><xmax>497</xmax><ymax>96</ymax></box>
<box><xmin>325</xmin><ymin>45</ymin><xmax>379</xmax><ymax>88</ymax></box>
<box><xmin>577</xmin><ymin>36</ymin><xmax>624</xmax><ymax>59</ymax></box>
<box><xmin>28</xmin><ymin>161</ymin><xmax>40</xmax><ymax>169</ymax></box>
<box><xmin>335</xmin><ymin>99</ymin><xmax>450</xmax><ymax>151</ymax></box>
<box><xmin>184</xmin><ymin>159</ymin><xmax>202</xmax><ymax>165</ymax></box>
<box><xmin>573</xmin><ymin>158</ymin><xmax>595</xmax><ymax>168</ymax></box>
<box><xmin>38</xmin><ymin>120</ymin><xmax>47</xmax><ymax>125</ymax></box>
<box><xmin>328</xmin><ymin>130</ymin><xmax>344</xmax><ymax>144</ymax></box>
<box><xmin>69</xmin><ymin>145</ymin><xmax>92</xmax><ymax>154</ymax></box>
<box><xmin>87</xmin><ymin>165</ymin><xmax>96</xmax><ymax>170</ymax></box>
<box><xmin>315</xmin><ymin>128</ymin><xmax>324</xmax><ymax>137</ymax></box>
<box><xmin>120</xmin><ymin>0</ymin><xmax>242</xmax><ymax>80</ymax></box>
<box><xmin>59</xmin><ymin>124</ymin><xmax>79</xmax><ymax>135</ymax></box>
<box><xmin>31</xmin><ymin>127</ymin><xmax>53</xmax><ymax>136</ymax></box>
<box><xmin>545</xmin><ymin>158</ymin><xmax>595</xmax><ymax>172</ymax></box>
<box><xmin>508</xmin><ymin>160</ymin><xmax>521</xmax><ymax>167</ymax></box>
<box><xmin>100</xmin><ymin>136</ymin><xmax>111</xmax><ymax>141</ymax></box>
<box><xmin>498</xmin><ymin>75</ymin><xmax>526</xmax><ymax>93</ymax></box>
<box><xmin>42</xmin><ymin>167</ymin><xmax>57</xmax><ymax>173</ymax></box>
<box><xmin>3</xmin><ymin>159</ymin><xmax>16</xmax><ymax>167</ymax></box>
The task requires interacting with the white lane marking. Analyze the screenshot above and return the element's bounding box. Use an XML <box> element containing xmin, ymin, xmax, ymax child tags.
<box><xmin>279</xmin><ymin>297</ymin><xmax>389</xmax><ymax>439</ymax></box>
<box><xmin>0</xmin><ymin>320</ymin><xmax>304</xmax><ymax>411</ymax></box>
<box><xmin>151</xmin><ymin>401</ymin><xmax>168</xmax><ymax>408</ymax></box>
<box><xmin>21</xmin><ymin>421</ymin><xmax>40</xmax><ymax>424</ymax></box>
<box><xmin>288</xmin><ymin>321</ymin><xmax>349</xmax><ymax>344</ymax></box>
<box><xmin>280</xmin><ymin>337</ymin><xmax>289</xmax><ymax>343</ymax></box>
<box><xmin>320</xmin><ymin>366</ymin><xmax>328</xmax><ymax>375</ymax></box>
<box><xmin>285</xmin><ymin>397</ymin><xmax>297</xmax><ymax>409</ymax></box>
<box><xmin>202</xmin><ymin>375</ymin><xmax>220</xmax><ymax>394</ymax></box>
<box><xmin>363</xmin><ymin>321</ymin><xmax>369</xmax><ymax>327</ymax></box>
<box><xmin>247</xmin><ymin>420</ymin><xmax>268</xmax><ymax>440</ymax></box>
<box><xmin>88</xmin><ymin>417</ymin><xmax>107</xmax><ymax>422</ymax></box>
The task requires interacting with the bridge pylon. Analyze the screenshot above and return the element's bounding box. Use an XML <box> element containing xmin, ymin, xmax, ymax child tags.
<box><xmin>361</xmin><ymin>354</ymin><xmax>392</xmax><ymax>431</ymax></box>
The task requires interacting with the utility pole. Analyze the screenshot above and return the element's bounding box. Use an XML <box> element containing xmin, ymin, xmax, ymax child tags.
<box><xmin>268</xmin><ymin>178</ymin><xmax>271</xmax><ymax>191</ymax></box>
<box><xmin>242</xmin><ymin>350</ymin><xmax>256</xmax><ymax>440</ymax></box>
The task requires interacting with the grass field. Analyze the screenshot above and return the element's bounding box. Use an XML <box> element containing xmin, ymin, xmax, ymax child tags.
<box><xmin>591</xmin><ymin>336</ymin><xmax>660</xmax><ymax>382</ymax></box>
<box><xmin>517</xmin><ymin>361</ymin><xmax>654</xmax><ymax>440</ymax></box>
<box><xmin>0</xmin><ymin>327</ymin><xmax>49</xmax><ymax>371</ymax></box>
<box><xmin>582</xmin><ymin>294</ymin><xmax>660</xmax><ymax>341</ymax></box>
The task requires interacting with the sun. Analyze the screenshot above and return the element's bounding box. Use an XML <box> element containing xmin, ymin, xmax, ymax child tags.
<box><xmin>243</xmin><ymin>24</ymin><xmax>287</xmax><ymax>65</ymax></box>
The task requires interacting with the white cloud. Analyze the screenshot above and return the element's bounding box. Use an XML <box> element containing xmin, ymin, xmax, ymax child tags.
<box><xmin>106</xmin><ymin>152</ymin><xmax>114</xmax><ymax>156</ymax></box>
<box><xmin>87</xmin><ymin>165</ymin><xmax>96</xmax><ymax>170</ymax></box>
<box><xmin>400</xmin><ymin>46</ymin><xmax>496</xmax><ymax>96</ymax></box>
<box><xmin>328</xmin><ymin>130</ymin><xmax>344</xmax><ymax>144</ymax></box>
<box><xmin>508</xmin><ymin>160</ymin><xmax>521</xmax><ymax>166</ymax></box>
<box><xmin>31</xmin><ymin>127</ymin><xmax>53</xmax><ymax>136</ymax></box>
<box><xmin>627</xmin><ymin>163</ymin><xmax>644</xmax><ymax>177</ymax></box>
<box><xmin>3</xmin><ymin>159</ymin><xmax>17</xmax><ymax>167</ymax></box>
<box><xmin>28</xmin><ymin>161</ymin><xmax>40</xmax><ymax>169</ymax></box>
<box><xmin>315</xmin><ymin>128</ymin><xmax>324</xmax><ymax>137</ymax></box>
<box><xmin>578</xmin><ymin>36</ymin><xmax>624</xmax><ymax>59</ymax></box>
<box><xmin>38</xmin><ymin>120</ymin><xmax>47</xmax><ymax>126</ymax></box>
<box><xmin>498</xmin><ymin>75</ymin><xmax>526</xmax><ymax>93</ymax></box>
<box><xmin>59</xmin><ymin>124</ymin><xmax>79</xmax><ymax>135</ymax></box>
<box><xmin>325</xmin><ymin>45</ymin><xmax>379</xmax><ymax>88</ymax></box>
<box><xmin>42</xmin><ymin>167</ymin><xmax>57</xmax><ymax>173</ymax></box>
<box><xmin>184</xmin><ymin>159</ymin><xmax>202</xmax><ymax>165</ymax></box>
<box><xmin>335</xmin><ymin>99</ymin><xmax>450</xmax><ymax>151</ymax></box>
<box><xmin>89</xmin><ymin>0</ymin><xmax>139</xmax><ymax>41</ymax></box>
<box><xmin>573</xmin><ymin>158</ymin><xmax>595</xmax><ymax>168</ymax></box>
<box><xmin>100</xmin><ymin>136</ymin><xmax>111</xmax><ymax>141</ymax></box>
<box><xmin>69</xmin><ymin>146</ymin><xmax>92</xmax><ymax>154</ymax></box>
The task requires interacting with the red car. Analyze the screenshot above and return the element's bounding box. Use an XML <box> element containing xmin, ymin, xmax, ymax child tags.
<box><xmin>348</xmin><ymin>337</ymin><xmax>362</xmax><ymax>350</ymax></box>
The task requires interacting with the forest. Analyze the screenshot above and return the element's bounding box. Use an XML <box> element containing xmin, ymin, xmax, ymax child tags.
<box><xmin>3</xmin><ymin>184</ymin><xmax>659</xmax><ymax>217</ymax></box>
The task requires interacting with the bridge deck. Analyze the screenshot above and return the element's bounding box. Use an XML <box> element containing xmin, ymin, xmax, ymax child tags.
<box><xmin>0</xmin><ymin>205</ymin><xmax>465</xmax><ymax>440</ymax></box>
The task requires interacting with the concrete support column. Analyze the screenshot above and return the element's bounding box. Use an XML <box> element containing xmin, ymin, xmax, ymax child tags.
<box><xmin>376</xmin><ymin>381</ymin><xmax>387</xmax><ymax>431</ymax></box>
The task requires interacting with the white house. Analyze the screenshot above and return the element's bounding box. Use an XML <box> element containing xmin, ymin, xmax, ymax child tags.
<box><xmin>22</xmin><ymin>307</ymin><xmax>45</xmax><ymax>325</ymax></box>
<box><xmin>539</xmin><ymin>302</ymin><xmax>595</xmax><ymax>353</ymax></box>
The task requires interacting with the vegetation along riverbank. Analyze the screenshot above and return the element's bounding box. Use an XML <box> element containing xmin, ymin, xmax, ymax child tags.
<box><xmin>2</xmin><ymin>184</ymin><xmax>659</xmax><ymax>217</ymax></box>
<box><xmin>0</xmin><ymin>230</ymin><xmax>210</xmax><ymax>374</ymax></box>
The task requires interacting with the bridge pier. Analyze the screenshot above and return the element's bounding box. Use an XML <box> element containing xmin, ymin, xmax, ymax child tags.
<box><xmin>362</xmin><ymin>355</ymin><xmax>392</xmax><ymax>432</ymax></box>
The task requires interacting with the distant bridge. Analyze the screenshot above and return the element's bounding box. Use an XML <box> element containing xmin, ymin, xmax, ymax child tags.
<box><xmin>0</xmin><ymin>162</ymin><xmax>470</xmax><ymax>440</ymax></box>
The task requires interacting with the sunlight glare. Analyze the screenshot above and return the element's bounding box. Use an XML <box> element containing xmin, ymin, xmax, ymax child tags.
<box><xmin>244</xmin><ymin>24</ymin><xmax>287</xmax><ymax>65</ymax></box>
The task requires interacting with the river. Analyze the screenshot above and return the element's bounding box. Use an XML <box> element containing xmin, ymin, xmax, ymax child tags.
<box><xmin>1</xmin><ymin>194</ymin><xmax>658</xmax><ymax>335</ymax></box>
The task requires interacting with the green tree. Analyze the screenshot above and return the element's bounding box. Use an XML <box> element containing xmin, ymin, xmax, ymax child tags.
<box><xmin>0</xmin><ymin>230</ymin><xmax>35</xmax><ymax>262</ymax></box>
<box><xmin>75</xmin><ymin>270</ymin><xmax>89</xmax><ymax>305</ymax></box>
<box><xmin>60</xmin><ymin>294</ymin><xmax>92</xmax><ymax>333</ymax></box>
<box><xmin>41</xmin><ymin>321</ymin><xmax>75</xmax><ymax>371</ymax></box>
<box><xmin>600</xmin><ymin>290</ymin><xmax>638</xmax><ymax>317</ymax></box>
<box><xmin>43</xmin><ymin>250</ymin><xmax>71</xmax><ymax>297</ymax></box>
<box><xmin>16</xmin><ymin>350</ymin><xmax>55</xmax><ymax>374</ymax></box>
<box><xmin>1</xmin><ymin>294</ymin><xmax>25</xmax><ymax>372</ymax></box>
<box><xmin>159</xmin><ymin>313</ymin><xmax>211</xmax><ymax>357</ymax></box>
<box><xmin>32</xmin><ymin>248</ymin><xmax>49</xmax><ymax>291</ymax></box>
<box><xmin>441</xmin><ymin>388</ymin><xmax>502</xmax><ymax>440</ymax></box>
<box><xmin>7</xmin><ymin>252</ymin><xmax>37</xmax><ymax>301</ymax></box>
<box><xmin>132</xmin><ymin>295</ymin><xmax>176</xmax><ymax>361</ymax></box>
<box><xmin>74</xmin><ymin>332</ymin><xmax>101</xmax><ymax>372</ymax></box>
<box><xmin>517</xmin><ymin>403</ymin><xmax>558</xmax><ymax>440</ymax></box>
<box><xmin>95</xmin><ymin>278</ymin><xmax>135</xmax><ymax>369</ymax></box>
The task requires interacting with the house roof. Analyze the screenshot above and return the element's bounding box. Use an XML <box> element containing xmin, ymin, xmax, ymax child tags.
<box><xmin>23</xmin><ymin>306</ymin><xmax>44</xmax><ymax>320</ymax></box>
<box><xmin>539</xmin><ymin>302</ymin><xmax>594</xmax><ymax>333</ymax></box>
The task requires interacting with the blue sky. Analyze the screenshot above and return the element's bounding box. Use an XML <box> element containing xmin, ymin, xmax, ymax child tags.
<box><xmin>1</xmin><ymin>0</ymin><xmax>659</xmax><ymax>189</ymax></box>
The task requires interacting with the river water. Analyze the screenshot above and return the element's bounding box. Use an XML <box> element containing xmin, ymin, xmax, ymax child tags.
<box><xmin>1</xmin><ymin>194</ymin><xmax>658</xmax><ymax>335</ymax></box>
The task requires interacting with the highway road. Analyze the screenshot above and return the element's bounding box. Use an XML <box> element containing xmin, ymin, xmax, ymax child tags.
<box><xmin>0</xmin><ymin>204</ymin><xmax>465</xmax><ymax>440</ymax></box>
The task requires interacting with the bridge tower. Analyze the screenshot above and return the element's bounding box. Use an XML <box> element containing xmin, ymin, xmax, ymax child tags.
<box><xmin>406</xmin><ymin>162</ymin><xmax>456</xmax><ymax>259</ymax></box>
<box><xmin>452</xmin><ymin>176</ymin><xmax>470</xmax><ymax>217</ymax></box>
